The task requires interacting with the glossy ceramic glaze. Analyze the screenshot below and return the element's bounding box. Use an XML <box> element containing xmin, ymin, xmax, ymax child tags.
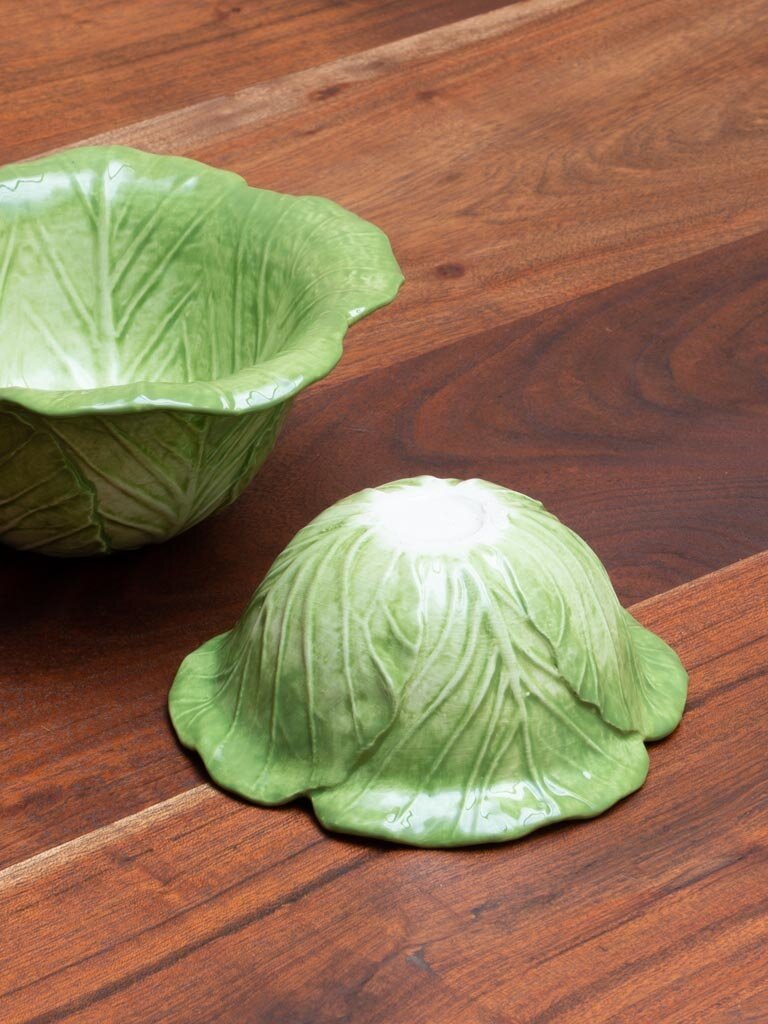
<box><xmin>0</xmin><ymin>146</ymin><xmax>402</xmax><ymax>555</ymax></box>
<box><xmin>170</xmin><ymin>476</ymin><xmax>688</xmax><ymax>847</ymax></box>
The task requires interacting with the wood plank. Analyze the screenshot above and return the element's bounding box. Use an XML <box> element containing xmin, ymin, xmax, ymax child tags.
<box><xmin>2</xmin><ymin>225</ymin><xmax>767</xmax><ymax>870</ymax></box>
<box><xmin>254</xmin><ymin>228</ymin><xmax>768</xmax><ymax>604</ymax></box>
<box><xmin>0</xmin><ymin>0</ymin><xmax>507</xmax><ymax>162</ymax></box>
<box><xmin>73</xmin><ymin>0</ymin><xmax>768</xmax><ymax>386</ymax></box>
<box><xmin>1</xmin><ymin>552</ymin><xmax>766</xmax><ymax>1024</ymax></box>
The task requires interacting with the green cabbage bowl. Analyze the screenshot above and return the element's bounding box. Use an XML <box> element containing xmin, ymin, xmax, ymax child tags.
<box><xmin>0</xmin><ymin>146</ymin><xmax>402</xmax><ymax>555</ymax></box>
<box><xmin>170</xmin><ymin>476</ymin><xmax>688</xmax><ymax>848</ymax></box>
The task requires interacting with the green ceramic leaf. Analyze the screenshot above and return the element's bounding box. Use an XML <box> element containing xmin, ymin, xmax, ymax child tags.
<box><xmin>0</xmin><ymin>146</ymin><xmax>402</xmax><ymax>554</ymax></box>
<box><xmin>170</xmin><ymin>477</ymin><xmax>688</xmax><ymax>847</ymax></box>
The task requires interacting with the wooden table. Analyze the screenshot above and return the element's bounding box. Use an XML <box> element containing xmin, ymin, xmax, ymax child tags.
<box><xmin>1</xmin><ymin>2</ymin><xmax>767</xmax><ymax>1020</ymax></box>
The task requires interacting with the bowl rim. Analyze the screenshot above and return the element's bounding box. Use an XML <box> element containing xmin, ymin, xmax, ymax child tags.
<box><xmin>0</xmin><ymin>145</ymin><xmax>404</xmax><ymax>417</ymax></box>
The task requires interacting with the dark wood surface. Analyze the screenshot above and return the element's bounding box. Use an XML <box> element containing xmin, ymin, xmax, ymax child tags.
<box><xmin>2</xmin><ymin>554</ymin><xmax>766</xmax><ymax>1024</ymax></box>
<box><xmin>0</xmin><ymin>0</ymin><xmax>508</xmax><ymax>162</ymax></box>
<box><xmin>1</xmin><ymin>1</ymin><xmax>767</xmax><ymax>1020</ymax></box>
<box><xmin>3</xmin><ymin>226</ymin><xmax>768</xmax><ymax>872</ymax></box>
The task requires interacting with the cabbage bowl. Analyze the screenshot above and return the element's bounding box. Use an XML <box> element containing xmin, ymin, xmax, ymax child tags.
<box><xmin>170</xmin><ymin>477</ymin><xmax>688</xmax><ymax>847</ymax></box>
<box><xmin>0</xmin><ymin>146</ymin><xmax>402</xmax><ymax>555</ymax></box>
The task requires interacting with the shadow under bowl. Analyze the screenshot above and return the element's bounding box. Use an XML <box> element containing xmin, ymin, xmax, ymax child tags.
<box><xmin>0</xmin><ymin>146</ymin><xmax>402</xmax><ymax>555</ymax></box>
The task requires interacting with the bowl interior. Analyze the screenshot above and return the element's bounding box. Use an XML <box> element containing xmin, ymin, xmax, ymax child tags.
<box><xmin>0</xmin><ymin>149</ymin><xmax>358</xmax><ymax>396</ymax></box>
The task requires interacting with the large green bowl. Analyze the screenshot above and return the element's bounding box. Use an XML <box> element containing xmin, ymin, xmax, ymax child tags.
<box><xmin>0</xmin><ymin>146</ymin><xmax>402</xmax><ymax>555</ymax></box>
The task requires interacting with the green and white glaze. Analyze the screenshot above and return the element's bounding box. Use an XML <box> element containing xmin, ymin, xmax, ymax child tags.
<box><xmin>170</xmin><ymin>477</ymin><xmax>688</xmax><ymax>847</ymax></box>
<box><xmin>0</xmin><ymin>146</ymin><xmax>402</xmax><ymax>555</ymax></box>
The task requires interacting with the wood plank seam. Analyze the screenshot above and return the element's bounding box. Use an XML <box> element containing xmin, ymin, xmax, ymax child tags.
<box><xmin>311</xmin><ymin>223</ymin><xmax>768</xmax><ymax>399</ymax></box>
<box><xmin>2</xmin><ymin>548</ymin><xmax>764</xmax><ymax>894</ymax></box>
<box><xmin>0</xmin><ymin>787</ymin><xmax>219</xmax><ymax>892</ymax></box>
<box><xmin>629</xmin><ymin>551</ymin><xmax>768</xmax><ymax>615</ymax></box>
<box><xmin>46</xmin><ymin>0</ymin><xmax>588</xmax><ymax>157</ymax></box>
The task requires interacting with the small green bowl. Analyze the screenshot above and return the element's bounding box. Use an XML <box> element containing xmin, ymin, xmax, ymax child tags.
<box><xmin>0</xmin><ymin>146</ymin><xmax>402</xmax><ymax>555</ymax></box>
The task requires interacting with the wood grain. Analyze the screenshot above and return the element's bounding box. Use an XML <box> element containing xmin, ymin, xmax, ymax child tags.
<box><xmin>73</xmin><ymin>0</ymin><xmax>768</xmax><ymax>388</ymax></box>
<box><xmin>1</xmin><ymin>1</ymin><xmax>767</xmax><ymax>1017</ymax></box>
<box><xmin>2</xmin><ymin>223</ymin><xmax>767</xmax><ymax>870</ymax></box>
<box><xmin>2</xmin><ymin>552</ymin><xmax>766</xmax><ymax>1024</ymax></box>
<box><xmin>0</xmin><ymin>0</ymin><xmax>508</xmax><ymax>162</ymax></box>
<box><xmin>254</xmin><ymin>228</ymin><xmax>768</xmax><ymax>602</ymax></box>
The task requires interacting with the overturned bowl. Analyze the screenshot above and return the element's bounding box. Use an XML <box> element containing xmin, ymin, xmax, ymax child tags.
<box><xmin>170</xmin><ymin>476</ymin><xmax>688</xmax><ymax>847</ymax></box>
<box><xmin>0</xmin><ymin>146</ymin><xmax>402</xmax><ymax>555</ymax></box>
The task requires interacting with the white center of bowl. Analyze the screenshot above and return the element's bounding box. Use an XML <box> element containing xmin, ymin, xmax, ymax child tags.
<box><xmin>388</xmin><ymin>492</ymin><xmax>484</xmax><ymax>544</ymax></box>
<box><xmin>366</xmin><ymin>479</ymin><xmax>507</xmax><ymax>552</ymax></box>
